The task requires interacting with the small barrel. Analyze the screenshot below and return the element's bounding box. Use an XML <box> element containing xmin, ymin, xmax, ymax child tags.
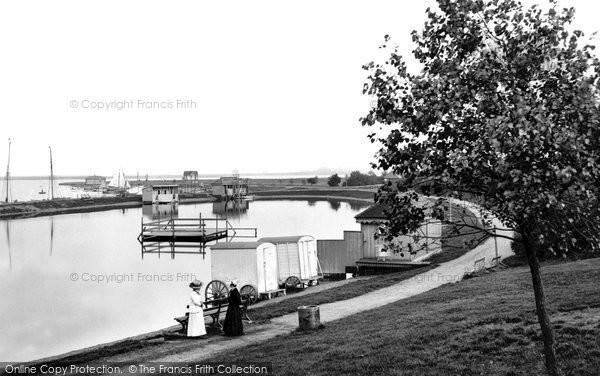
<box><xmin>297</xmin><ymin>305</ymin><xmax>320</xmax><ymax>330</ymax></box>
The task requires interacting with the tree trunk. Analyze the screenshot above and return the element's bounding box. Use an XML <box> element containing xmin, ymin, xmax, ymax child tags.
<box><xmin>522</xmin><ymin>232</ymin><xmax>560</xmax><ymax>376</ymax></box>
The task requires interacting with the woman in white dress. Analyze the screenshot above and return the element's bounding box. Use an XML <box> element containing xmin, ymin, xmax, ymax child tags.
<box><xmin>187</xmin><ymin>280</ymin><xmax>207</xmax><ymax>337</ymax></box>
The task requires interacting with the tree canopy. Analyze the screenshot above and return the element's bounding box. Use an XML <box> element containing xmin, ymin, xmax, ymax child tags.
<box><xmin>361</xmin><ymin>0</ymin><xmax>600</xmax><ymax>374</ymax></box>
<box><xmin>363</xmin><ymin>0</ymin><xmax>599</xmax><ymax>255</ymax></box>
<box><xmin>346</xmin><ymin>170</ymin><xmax>382</xmax><ymax>186</ymax></box>
<box><xmin>307</xmin><ymin>176</ymin><xmax>318</xmax><ymax>185</ymax></box>
<box><xmin>327</xmin><ymin>173</ymin><xmax>342</xmax><ymax>187</ymax></box>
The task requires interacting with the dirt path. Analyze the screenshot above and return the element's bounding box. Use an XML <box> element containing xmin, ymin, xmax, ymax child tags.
<box><xmin>94</xmin><ymin>199</ymin><xmax>514</xmax><ymax>366</ymax></box>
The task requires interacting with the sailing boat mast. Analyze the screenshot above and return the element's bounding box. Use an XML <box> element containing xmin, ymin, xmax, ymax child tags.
<box><xmin>4</xmin><ymin>138</ymin><xmax>11</xmax><ymax>203</ymax></box>
<box><xmin>49</xmin><ymin>146</ymin><xmax>55</xmax><ymax>200</ymax></box>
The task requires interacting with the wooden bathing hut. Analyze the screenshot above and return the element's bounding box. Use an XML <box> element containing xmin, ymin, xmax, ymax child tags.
<box><xmin>209</xmin><ymin>241</ymin><xmax>285</xmax><ymax>301</ymax></box>
<box><xmin>211</xmin><ymin>175</ymin><xmax>249</xmax><ymax>199</ymax></box>
<box><xmin>318</xmin><ymin>196</ymin><xmax>441</xmax><ymax>276</ymax></box>
<box><xmin>142</xmin><ymin>184</ymin><xmax>179</xmax><ymax>204</ymax></box>
<box><xmin>259</xmin><ymin>235</ymin><xmax>321</xmax><ymax>289</ymax></box>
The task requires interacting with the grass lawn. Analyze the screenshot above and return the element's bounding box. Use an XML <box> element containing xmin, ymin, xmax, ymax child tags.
<box><xmin>248</xmin><ymin>266</ymin><xmax>436</xmax><ymax>322</ymax></box>
<box><xmin>427</xmin><ymin>202</ymin><xmax>486</xmax><ymax>264</ymax></box>
<box><xmin>209</xmin><ymin>258</ymin><xmax>600</xmax><ymax>376</ymax></box>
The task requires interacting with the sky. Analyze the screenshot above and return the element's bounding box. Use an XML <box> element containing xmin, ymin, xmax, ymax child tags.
<box><xmin>0</xmin><ymin>0</ymin><xmax>598</xmax><ymax>177</ymax></box>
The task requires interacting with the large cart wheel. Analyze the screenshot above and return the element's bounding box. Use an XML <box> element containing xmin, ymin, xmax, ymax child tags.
<box><xmin>240</xmin><ymin>284</ymin><xmax>258</xmax><ymax>305</ymax></box>
<box><xmin>285</xmin><ymin>276</ymin><xmax>302</xmax><ymax>291</ymax></box>
<box><xmin>205</xmin><ymin>280</ymin><xmax>229</xmax><ymax>301</ymax></box>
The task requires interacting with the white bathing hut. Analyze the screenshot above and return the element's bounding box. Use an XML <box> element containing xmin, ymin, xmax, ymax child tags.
<box><xmin>209</xmin><ymin>241</ymin><xmax>280</xmax><ymax>299</ymax></box>
<box><xmin>142</xmin><ymin>184</ymin><xmax>179</xmax><ymax>204</ymax></box>
<box><xmin>259</xmin><ymin>235</ymin><xmax>320</xmax><ymax>288</ymax></box>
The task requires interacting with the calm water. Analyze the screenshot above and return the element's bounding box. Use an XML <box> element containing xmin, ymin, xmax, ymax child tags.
<box><xmin>0</xmin><ymin>199</ymin><xmax>367</xmax><ymax>361</ymax></box>
<box><xmin>1</xmin><ymin>178</ymin><xmax>89</xmax><ymax>202</ymax></box>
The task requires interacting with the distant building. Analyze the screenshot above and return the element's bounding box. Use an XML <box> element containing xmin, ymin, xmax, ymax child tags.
<box><xmin>85</xmin><ymin>175</ymin><xmax>106</xmax><ymax>186</ymax></box>
<box><xmin>142</xmin><ymin>184</ymin><xmax>179</xmax><ymax>204</ymax></box>
<box><xmin>182</xmin><ymin>171</ymin><xmax>199</xmax><ymax>180</ymax></box>
<box><xmin>211</xmin><ymin>176</ymin><xmax>249</xmax><ymax>199</ymax></box>
<box><xmin>381</xmin><ymin>172</ymin><xmax>401</xmax><ymax>184</ymax></box>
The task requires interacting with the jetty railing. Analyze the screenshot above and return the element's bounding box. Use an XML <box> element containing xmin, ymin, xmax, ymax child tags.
<box><xmin>137</xmin><ymin>214</ymin><xmax>257</xmax><ymax>258</ymax></box>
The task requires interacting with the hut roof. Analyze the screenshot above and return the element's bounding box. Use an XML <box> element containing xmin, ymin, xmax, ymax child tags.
<box><xmin>382</xmin><ymin>172</ymin><xmax>401</xmax><ymax>180</ymax></box>
<box><xmin>355</xmin><ymin>196</ymin><xmax>434</xmax><ymax>220</ymax></box>
<box><xmin>259</xmin><ymin>235</ymin><xmax>312</xmax><ymax>243</ymax></box>
<box><xmin>211</xmin><ymin>177</ymin><xmax>249</xmax><ymax>186</ymax></box>
<box><xmin>210</xmin><ymin>241</ymin><xmax>271</xmax><ymax>250</ymax></box>
<box><xmin>355</xmin><ymin>204</ymin><xmax>390</xmax><ymax>220</ymax></box>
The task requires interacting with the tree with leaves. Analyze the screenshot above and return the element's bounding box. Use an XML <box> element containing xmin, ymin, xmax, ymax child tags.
<box><xmin>362</xmin><ymin>0</ymin><xmax>600</xmax><ymax>375</ymax></box>
<box><xmin>346</xmin><ymin>170</ymin><xmax>383</xmax><ymax>186</ymax></box>
<box><xmin>327</xmin><ymin>173</ymin><xmax>342</xmax><ymax>187</ymax></box>
<box><xmin>307</xmin><ymin>176</ymin><xmax>318</xmax><ymax>186</ymax></box>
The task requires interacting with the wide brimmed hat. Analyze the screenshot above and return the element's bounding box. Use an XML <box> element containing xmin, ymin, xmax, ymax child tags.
<box><xmin>189</xmin><ymin>279</ymin><xmax>203</xmax><ymax>289</ymax></box>
<box><xmin>228</xmin><ymin>279</ymin><xmax>238</xmax><ymax>287</ymax></box>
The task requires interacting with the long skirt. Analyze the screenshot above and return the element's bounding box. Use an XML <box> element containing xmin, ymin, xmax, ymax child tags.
<box><xmin>187</xmin><ymin>312</ymin><xmax>207</xmax><ymax>337</ymax></box>
<box><xmin>223</xmin><ymin>305</ymin><xmax>244</xmax><ymax>336</ymax></box>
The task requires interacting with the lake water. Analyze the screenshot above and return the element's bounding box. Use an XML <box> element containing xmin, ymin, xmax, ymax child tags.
<box><xmin>0</xmin><ymin>199</ymin><xmax>368</xmax><ymax>361</ymax></box>
<box><xmin>0</xmin><ymin>178</ymin><xmax>112</xmax><ymax>203</ymax></box>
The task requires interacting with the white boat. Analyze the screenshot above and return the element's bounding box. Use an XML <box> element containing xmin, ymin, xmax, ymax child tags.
<box><xmin>104</xmin><ymin>169</ymin><xmax>130</xmax><ymax>194</ymax></box>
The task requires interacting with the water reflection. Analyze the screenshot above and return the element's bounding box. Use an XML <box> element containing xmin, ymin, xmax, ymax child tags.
<box><xmin>49</xmin><ymin>217</ymin><xmax>54</xmax><ymax>256</ymax></box>
<box><xmin>329</xmin><ymin>200</ymin><xmax>341</xmax><ymax>211</ymax></box>
<box><xmin>142</xmin><ymin>204</ymin><xmax>179</xmax><ymax>220</ymax></box>
<box><xmin>4</xmin><ymin>220</ymin><xmax>11</xmax><ymax>271</ymax></box>
<box><xmin>349</xmin><ymin>200</ymin><xmax>371</xmax><ymax>211</ymax></box>
<box><xmin>212</xmin><ymin>199</ymin><xmax>249</xmax><ymax>219</ymax></box>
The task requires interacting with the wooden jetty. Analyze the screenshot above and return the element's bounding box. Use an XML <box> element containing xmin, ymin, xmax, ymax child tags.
<box><xmin>137</xmin><ymin>215</ymin><xmax>256</xmax><ymax>258</ymax></box>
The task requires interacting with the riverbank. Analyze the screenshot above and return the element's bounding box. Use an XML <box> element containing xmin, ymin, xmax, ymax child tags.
<box><xmin>252</xmin><ymin>188</ymin><xmax>376</xmax><ymax>203</ymax></box>
<box><xmin>0</xmin><ymin>195</ymin><xmax>215</xmax><ymax>220</ymax></box>
<box><xmin>0</xmin><ymin>187</ymin><xmax>377</xmax><ymax>220</ymax></box>
<box><xmin>39</xmin><ymin>257</ymin><xmax>600</xmax><ymax>375</ymax></box>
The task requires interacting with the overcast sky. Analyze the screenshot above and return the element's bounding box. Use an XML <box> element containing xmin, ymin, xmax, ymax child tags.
<box><xmin>0</xmin><ymin>0</ymin><xmax>598</xmax><ymax>176</ymax></box>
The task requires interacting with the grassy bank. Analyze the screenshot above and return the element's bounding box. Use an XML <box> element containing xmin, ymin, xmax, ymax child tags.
<box><xmin>427</xmin><ymin>202</ymin><xmax>487</xmax><ymax>264</ymax></box>
<box><xmin>252</xmin><ymin>188</ymin><xmax>376</xmax><ymax>201</ymax></box>
<box><xmin>0</xmin><ymin>194</ymin><xmax>216</xmax><ymax>219</ymax></box>
<box><xmin>0</xmin><ymin>196</ymin><xmax>142</xmax><ymax>218</ymax></box>
<box><xmin>248</xmin><ymin>266</ymin><xmax>435</xmax><ymax>322</ymax></box>
<box><xmin>209</xmin><ymin>258</ymin><xmax>600</xmax><ymax>376</ymax></box>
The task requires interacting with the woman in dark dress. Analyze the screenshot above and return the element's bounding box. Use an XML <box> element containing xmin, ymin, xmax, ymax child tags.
<box><xmin>223</xmin><ymin>280</ymin><xmax>244</xmax><ymax>336</ymax></box>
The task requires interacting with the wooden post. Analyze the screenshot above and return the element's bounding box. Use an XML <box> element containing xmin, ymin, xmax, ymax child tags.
<box><xmin>494</xmin><ymin>227</ymin><xmax>498</xmax><ymax>260</ymax></box>
<box><xmin>140</xmin><ymin>216</ymin><xmax>144</xmax><ymax>259</ymax></box>
<box><xmin>425</xmin><ymin>221</ymin><xmax>429</xmax><ymax>253</ymax></box>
